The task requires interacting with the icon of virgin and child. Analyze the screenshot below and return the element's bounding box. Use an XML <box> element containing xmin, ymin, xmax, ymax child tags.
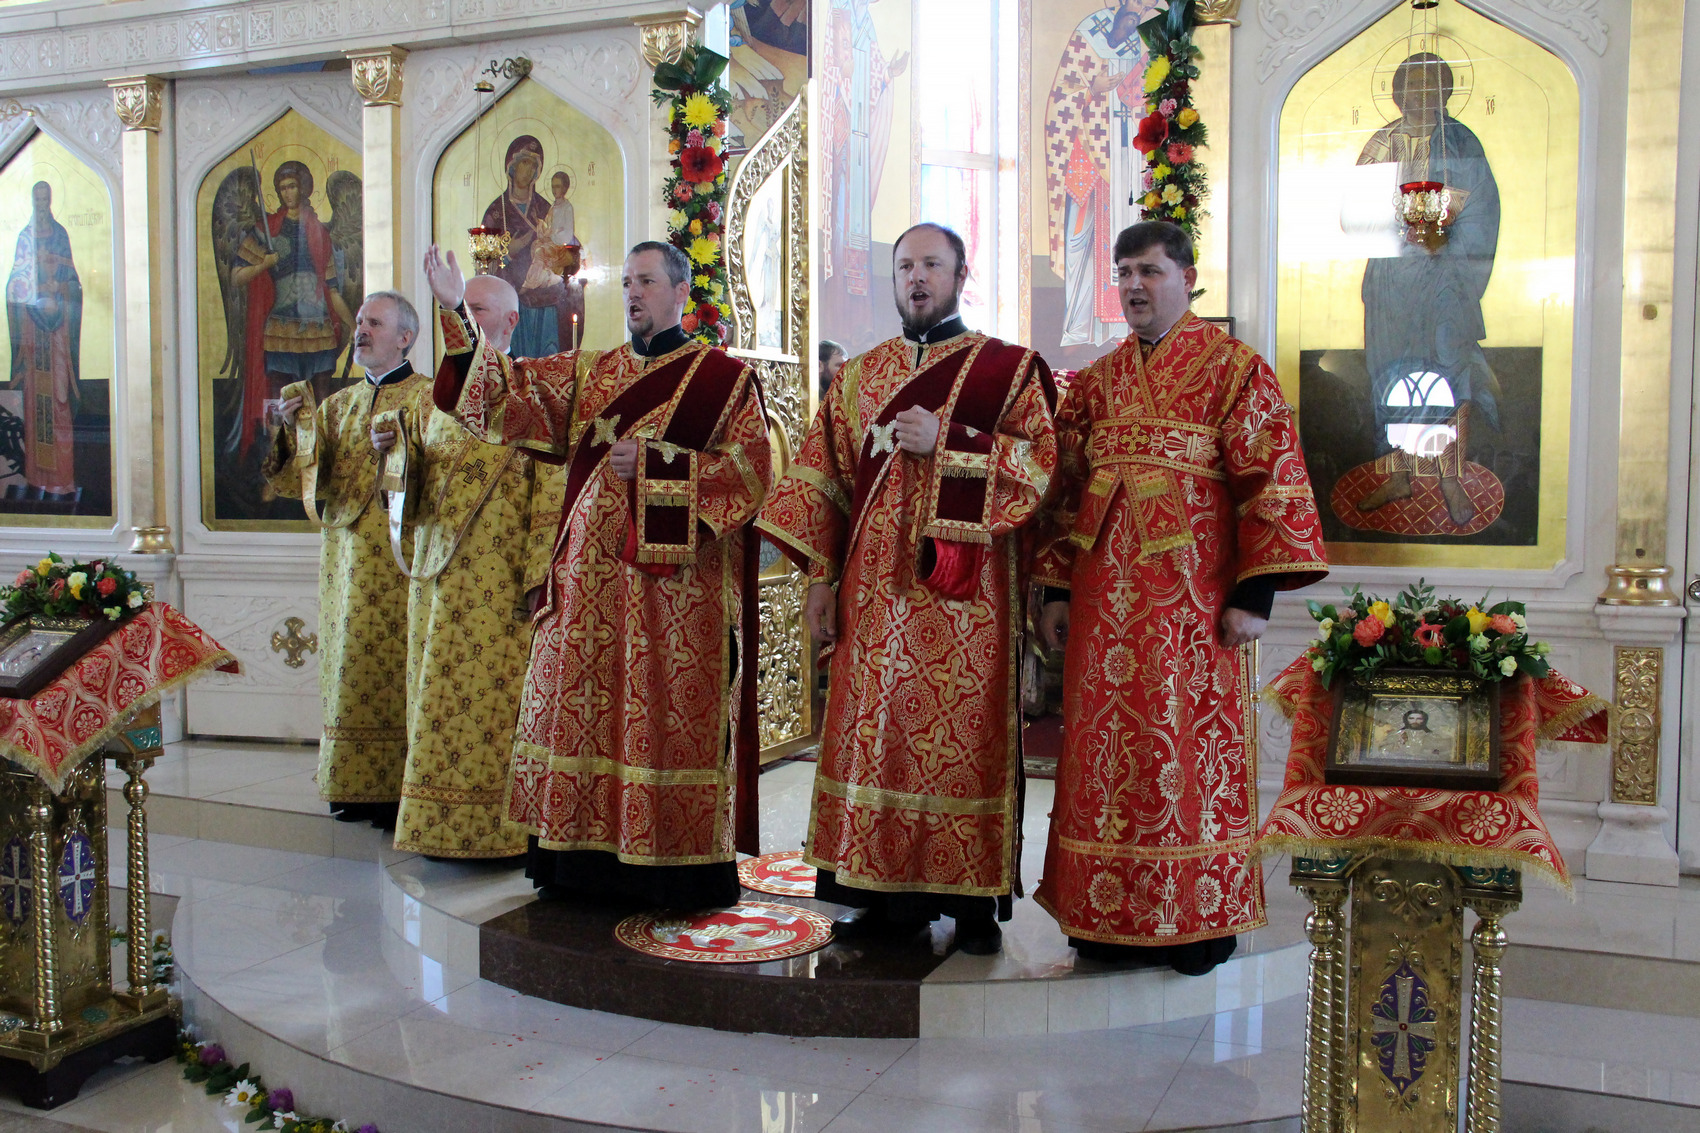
<box><xmin>479</xmin><ymin>135</ymin><xmax>585</xmax><ymax>357</ymax></box>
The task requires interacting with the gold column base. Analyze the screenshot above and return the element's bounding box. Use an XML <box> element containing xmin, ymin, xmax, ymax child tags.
<box><xmin>113</xmin><ymin>988</ymin><xmax>170</xmax><ymax>1012</ymax></box>
<box><xmin>1598</xmin><ymin>563</ymin><xmax>1680</xmax><ymax>606</ymax></box>
<box><xmin>129</xmin><ymin>526</ymin><xmax>173</xmax><ymax>555</ymax></box>
<box><xmin>12</xmin><ymin>1027</ymin><xmax>71</xmax><ymax>1052</ymax></box>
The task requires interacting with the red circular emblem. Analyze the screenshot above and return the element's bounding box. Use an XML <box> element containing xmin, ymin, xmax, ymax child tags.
<box><xmin>737</xmin><ymin>850</ymin><xmax>816</xmax><ymax>898</ymax></box>
<box><xmin>614</xmin><ymin>901</ymin><xmax>833</xmax><ymax>964</ymax></box>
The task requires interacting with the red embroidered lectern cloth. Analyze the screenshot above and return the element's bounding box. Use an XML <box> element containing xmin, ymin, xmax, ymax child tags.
<box><xmin>1256</xmin><ymin>658</ymin><xmax>1608</xmax><ymax>890</ymax></box>
<box><xmin>0</xmin><ymin>603</ymin><xmax>238</xmax><ymax>793</ymax></box>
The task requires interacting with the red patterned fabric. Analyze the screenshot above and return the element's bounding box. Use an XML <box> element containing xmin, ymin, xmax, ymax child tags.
<box><xmin>0</xmin><ymin>604</ymin><xmax>238</xmax><ymax>792</ymax></box>
<box><xmin>1255</xmin><ymin>659</ymin><xmax>1603</xmax><ymax>890</ymax></box>
<box><xmin>1031</xmin><ymin>318</ymin><xmax>1329</xmax><ymax>947</ymax></box>
<box><xmin>1329</xmin><ymin>460</ymin><xmax>1505</xmax><ymax>536</ymax></box>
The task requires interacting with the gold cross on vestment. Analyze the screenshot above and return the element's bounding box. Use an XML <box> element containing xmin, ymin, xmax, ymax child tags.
<box><xmin>869</xmin><ymin>420</ymin><xmax>899</xmax><ymax>456</ymax></box>
<box><xmin>462</xmin><ymin>457</ymin><xmax>490</xmax><ymax>486</ymax></box>
<box><xmin>592</xmin><ymin>415</ymin><xmax>621</xmax><ymax>446</ymax></box>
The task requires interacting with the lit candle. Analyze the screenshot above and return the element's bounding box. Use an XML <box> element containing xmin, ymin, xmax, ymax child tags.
<box><xmin>571</xmin><ymin>313</ymin><xmax>579</xmax><ymax>351</ymax></box>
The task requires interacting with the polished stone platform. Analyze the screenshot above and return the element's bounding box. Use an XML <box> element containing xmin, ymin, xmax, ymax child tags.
<box><xmin>52</xmin><ymin>737</ymin><xmax>1696</xmax><ymax>1133</ymax></box>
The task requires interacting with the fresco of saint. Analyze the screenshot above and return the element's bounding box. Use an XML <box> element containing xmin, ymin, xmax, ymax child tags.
<box><xmin>1043</xmin><ymin>0</ymin><xmax>1165</xmax><ymax>351</ymax></box>
<box><xmin>4</xmin><ymin>181</ymin><xmax>82</xmax><ymax>499</ymax></box>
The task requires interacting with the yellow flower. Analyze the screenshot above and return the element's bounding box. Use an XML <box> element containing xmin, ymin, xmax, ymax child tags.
<box><xmin>1161</xmin><ymin>183</ymin><xmax>1183</xmax><ymax>205</ymax></box>
<box><xmin>689</xmin><ymin>219</ymin><xmax>703</xmax><ymax>235</ymax></box>
<box><xmin>686</xmin><ymin>235</ymin><xmax>718</xmax><ymax>266</ymax></box>
<box><xmin>667</xmin><ymin>138</ymin><xmax>681</xmax><ymax>155</ymax></box>
<box><xmin>682</xmin><ymin>92</ymin><xmax>719</xmax><ymax>129</ymax></box>
<box><xmin>1369</xmin><ymin>600</ymin><xmax>1395</xmax><ymax>627</ymax></box>
<box><xmin>1177</xmin><ymin>108</ymin><xmax>1199</xmax><ymax>129</ymax></box>
<box><xmin>668</xmin><ymin>209</ymin><xmax>688</xmax><ymax>230</ymax></box>
<box><xmin>1466</xmin><ymin>607</ymin><xmax>1490</xmax><ymax>635</ymax></box>
<box><xmin>1172</xmin><ymin>207</ymin><xmax>1187</xmax><ymax>219</ymax></box>
<box><xmin>1153</xmin><ymin>163</ymin><xmax>1171</xmax><ymax>180</ymax></box>
<box><xmin>693</xmin><ymin>273</ymin><xmax>710</xmax><ymax>289</ymax></box>
<box><xmin>35</xmin><ymin>559</ymin><xmax>51</xmax><ymax>577</ymax></box>
<box><xmin>67</xmin><ymin>572</ymin><xmax>86</xmax><ymax>599</ymax></box>
<box><xmin>1143</xmin><ymin>55</ymin><xmax>1171</xmax><ymax>93</ymax></box>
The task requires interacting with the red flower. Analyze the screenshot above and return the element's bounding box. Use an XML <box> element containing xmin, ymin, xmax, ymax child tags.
<box><xmin>698</xmin><ymin>302</ymin><xmax>721</xmax><ymax>326</ymax></box>
<box><xmin>1352</xmin><ymin>619</ymin><xmax>1384</xmax><ymax>646</ymax></box>
<box><xmin>679</xmin><ymin>146</ymin><xmax>724</xmax><ymax>183</ymax></box>
<box><xmin>712</xmin><ymin>120</ymin><xmax>727</xmax><ymax>137</ymax></box>
<box><xmin>673</xmin><ymin>182</ymin><xmax>694</xmax><ymax>202</ymax></box>
<box><xmin>681</xmin><ymin>312</ymin><xmax>700</xmax><ymax>333</ymax></box>
<box><xmin>96</xmin><ymin>577</ymin><xmax>117</xmax><ymax>597</ymax></box>
<box><xmin>1415</xmin><ymin>620</ymin><xmax>1445</xmax><ymax>649</ymax></box>
<box><xmin>1489</xmin><ymin>614</ymin><xmax>1518</xmax><ymax>635</ymax></box>
<box><xmin>706</xmin><ymin>201</ymin><xmax>722</xmax><ymax>223</ymax></box>
<box><xmin>49</xmin><ymin>579</ymin><xmax>65</xmax><ymax>599</ymax></box>
<box><xmin>1166</xmin><ymin>142</ymin><xmax>1194</xmax><ymax>165</ymax></box>
<box><xmin>1132</xmin><ymin>113</ymin><xmax>1169</xmax><ymax>155</ymax></box>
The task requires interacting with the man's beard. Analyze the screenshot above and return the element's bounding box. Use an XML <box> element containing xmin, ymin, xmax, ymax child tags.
<box><xmin>899</xmin><ymin>295</ymin><xmax>960</xmax><ymax>338</ymax></box>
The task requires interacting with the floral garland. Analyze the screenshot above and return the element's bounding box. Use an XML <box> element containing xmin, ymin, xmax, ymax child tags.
<box><xmin>653</xmin><ymin>46</ymin><xmax>734</xmax><ymax>345</ymax></box>
<box><xmin>1305</xmin><ymin>581</ymin><xmax>1553</xmax><ymax>690</ymax></box>
<box><xmin>2</xmin><ymin>552</ymin><xmax>147</xmax><ymax>623</ymax></box>
<box><xmin>180</xmin><ymin>1033</ymin><xmax>377</xmax><ymax>1133</ymax></box>
<box><xmin>1133</xmin><ymin>2</ymin><xmax>1209</xmax><ymax>237</ymax></box>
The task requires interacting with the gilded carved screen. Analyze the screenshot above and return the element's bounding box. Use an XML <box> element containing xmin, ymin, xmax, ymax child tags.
<box><xmin>726</xmin><ymin>94</ymin><xmax>813</xmax><ymax>756</ymax></box>
<box><xmin>431</xmin><ymin>78</ymin><xmax>625</xmax><ymax>357</ymax></box>
<box><xmin>1277</xmin><ymin>3</ymin><xmax>1577</xmax><ymax>569</ymax></box>
<box><xmin>0</xmin><ymin>129</ymin><xmax>115</xmax><ymax>527</ymax></box>
<box><xmin>194</xmin><ymin>109</ymin><xmax>362</xmax><ymax>531</ymax></box>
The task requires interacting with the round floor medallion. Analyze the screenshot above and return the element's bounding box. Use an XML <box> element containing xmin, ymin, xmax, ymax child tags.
<box><xmin>614</xmin><ymin>901</ymin><xmax>833</xmax><ymax>964</ymax></box>
<box><xmin>737</xmin><ymin>850</ymin><xmax>817</xmax><ymax>898</ymax></box>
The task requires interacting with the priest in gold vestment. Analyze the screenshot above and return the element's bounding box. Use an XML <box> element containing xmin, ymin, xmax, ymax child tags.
<box><xmin>1036</xmin><ymin>222</ymin><xmax>1328</xmax><ymax>974</ymax></box>
<box><xmin>427</xmin><ymin>240</ymin><xmax>772</xmax><ymax>908</ymax></box>
<box><xmin>265</xmin><ymin>291</ymin><xmax>428</xmax><ymax>827</ymax></box>
<box><xmin>379</xmin><ymin>274</ymin><xmax>561</xmax><ymax>859</ymax></box>
<box><xmin>761</xmin><ymin>224</ymin><xmax>1058</xmax><ymax>955</ymax></box>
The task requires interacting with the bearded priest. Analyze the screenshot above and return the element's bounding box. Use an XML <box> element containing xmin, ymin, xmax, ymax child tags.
<box><xmin>1035</xmin><ymin>221</ymin><xmax>1329</xmax><ymax>976</ymax></box>
<box><xmin>760</xmin><ymin>223</ymin><xmax>1058</xmax><ymax>956</ymax></box>
<box><xmin>264</xmin><ymin>291</ymin><xmax>428</xmax><ymax>830</ymax></box>
<box><xmin>426</xmin><ymin>239</ymin><xmax>771</xmax><ymax>909</ymax></box>
<box><xmin>375</xmin><ymin>274</ymin><xmax>561</xmax><ymax>861</ymax></box>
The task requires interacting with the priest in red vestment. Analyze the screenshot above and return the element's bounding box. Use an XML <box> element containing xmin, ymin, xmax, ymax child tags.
<box><xmin>761</xmin><ymin>224</ymin><xmax>1057</xmax><ymax>955</ymax></box>
<box><xmin>426</xmin><ymin>239</ymin><xmax>772</xmax><ymax>909</ymax></box>
<box><xmin>1036</xmin><ymin>221</ymin><xmax>1328</xmax><ymax>975</ymax></box>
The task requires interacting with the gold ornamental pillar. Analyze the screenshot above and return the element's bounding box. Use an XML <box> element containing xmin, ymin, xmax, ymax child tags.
<box><xmin>105</xmin><ymin>76</ymin><xmax>172</xmax><ymax>556</ymax></box>
<box><xmin>1592</xmin><ymin>0</ymin><xmax>1685</xmax><ymax>886</ymax></box>
<box><xmin>347</xmin><ymin>48</ymin><xmax>407</xmax><ymax>294</ymax></box>
<box><xmin>633</xmin><ymin>8</ymin><xmax>702</xmax><ymax>241</ymax></box>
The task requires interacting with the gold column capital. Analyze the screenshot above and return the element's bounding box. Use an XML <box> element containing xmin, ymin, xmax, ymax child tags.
<box><xmin>1194</xmin><ymin>0</ymin><xmax>1243</xmax><ymax>26</ymax></box>
<box><xmin>633</xmin><ymin>8</ymin><xmax>702</xmax><ymax>69</ymax></box>
<box><xmin>347</xmin><ymin>46</ymin><xmax>407</xmax><ymax>107</ymax></box>
<box><xmin>106</xmin><ymin>75</ymin><xmax>164</xmax><ymax>132</ymax></box>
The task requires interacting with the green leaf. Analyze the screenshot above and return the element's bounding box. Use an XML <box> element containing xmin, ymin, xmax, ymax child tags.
<box><xmin>1444</xmin><ymin>615</ymin><xmax>1470</xmax><ymax>643</ymax></box>
<box><xmin>652</xmin><ymin>61</ymin><xmax>690</xmax><ymax>89</ymax></box>
<box><xmin>693</xmin><ymin>48</ymin><xmax>729</xmax><ymax>84</ymax></box>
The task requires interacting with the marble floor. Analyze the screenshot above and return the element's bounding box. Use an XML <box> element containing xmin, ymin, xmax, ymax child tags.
<box><xmin>21</xmin><ymin>738</ymin><xmax>1686</xmax><ymax>1132</ymax></box>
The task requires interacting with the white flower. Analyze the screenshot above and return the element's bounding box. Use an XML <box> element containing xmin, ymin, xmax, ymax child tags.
<box><xmin>1317</xmin><ymin>617</ymin><xmax>1333</xmax><ymax>636</ymax></box>
<box><xmin>1534</xmin><ymin>640</ymin><xmax>1552</xmax><ymax>656</ymax></box>
<box><xmin>104</xmin><ymin>606</ymin><xmax>120</xmax><ymax>620</ymax></box>
<box><xmin>1511</xmin><ymin>612</ymin><xmax>1527</xmax><ymax>630</ymax></box>
<box><xmin>1499</xmin><ymin>656</ymin><xmax>1518</xmax><ymax>676</ymax></box>
<box><xmin>1468</xmin><ymin>633</ymin><xmax>1488</xmax><ymax>652</ymax></box>
<box><xmin>126</xmin><ymin>591</ymin><xmax>143</xmax><ymax>608</ymax></box>
<box><xmin>1311</xmin><ymin>655</ymin><xmax>1326</xmax><ymax>671</ymax></box>
<box><xmin>271</xmin><ymin>1111</ymin><xmax>298</xmax><ymax>1129</ymax></box>
<box><xmin>225</xmin><ymin>1080</ymin><xmax>262</xmax><ymax>1108</ymax></box>
<box><xmin>67</xmin><ymin>571</ymin><xmax>87</xmax><ymax>595</ymax></box>
<box><xmin>333</xmin><ymin>1122</ymin><xmax>350</xmax><ymax>1133</ymax></box>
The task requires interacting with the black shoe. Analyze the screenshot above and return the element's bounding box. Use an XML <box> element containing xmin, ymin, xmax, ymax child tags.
<box><xmin>1070</xmin><ymin>936</ymin><xmax>1170</xmax><ymax>966</ymax></box>
<box><xmin>831</xmin><ymin>907</ymin><xmax>929</xmax><ymax>941</ymax></box>
<box><xmin>954</xmin><ymin>915</ymin><xmax>1002</xmax><ymax>956</ymax></box>
<box><xmin>1169</xmin><ymin>935</ymin><xmax>1237</xmax><ymax>977</ymax></box>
